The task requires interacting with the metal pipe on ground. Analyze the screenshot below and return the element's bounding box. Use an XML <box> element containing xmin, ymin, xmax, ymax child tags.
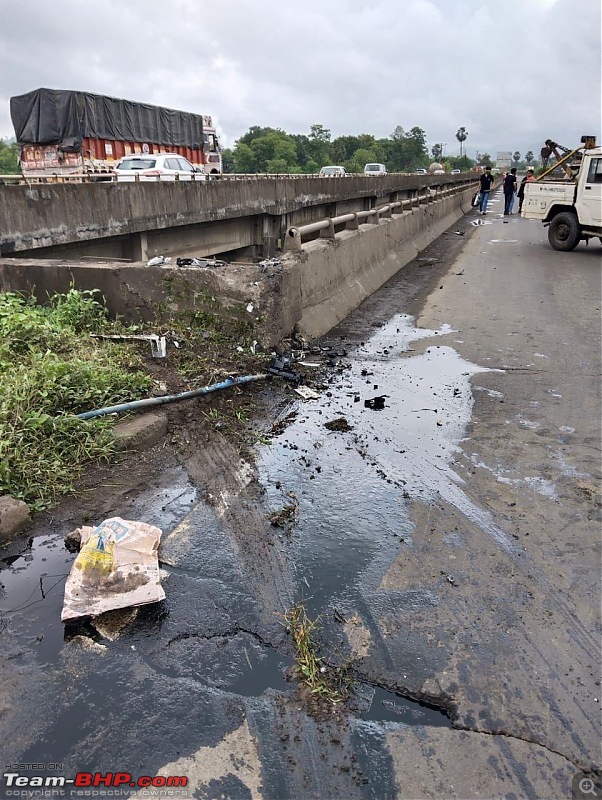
<box><xmin>76</xmin><ymin>374</ymin><xmax>269</xmax><ymax>420</ymax></box>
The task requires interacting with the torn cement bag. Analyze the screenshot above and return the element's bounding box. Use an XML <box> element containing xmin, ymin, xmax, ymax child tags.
<box><xmin>61</xmin><ymin>517</ymin><xmax>165</xmax><ymax>622</ymax></box>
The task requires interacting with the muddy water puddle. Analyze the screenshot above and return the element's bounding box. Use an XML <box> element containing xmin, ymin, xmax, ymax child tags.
<box><xmin>258</xmin><ymin>313</ymin><xmax>490</xmax><ymax>622</ymax></box>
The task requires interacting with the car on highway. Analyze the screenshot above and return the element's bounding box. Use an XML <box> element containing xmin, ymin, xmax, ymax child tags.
<box><xmin>432</xmin><ymin>169</ymin><xmax>445</xmax><ymax>175</ymax></box>
<box><xmin>451</xmin><ymin>169</ymin><xmax>461</xmax><ymax>174</ymax></box>
<box><xmin>364</xmin><ymin>163</ymin><xmax>387</xmax><ymax>176</ymax></box>
<box><xmin>319</xmin><ymin>165</ymin><xmax>347</xmax><ymax>177</ymax></box>
<box><xmin>415</xmin><ymin>168</ymin><xmax>428</xmax><ymax>175</ymax></box>
<box><xmin>113</xmin><ymin>154</ymin><xmax>206</xmax><ymax>181</ymax></box>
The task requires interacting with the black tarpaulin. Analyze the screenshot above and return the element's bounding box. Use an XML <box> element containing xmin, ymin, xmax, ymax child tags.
<box><xmin>10</xmin><ymin>88</ymin><xmax>204</xmax><ymax>150</ymax></box>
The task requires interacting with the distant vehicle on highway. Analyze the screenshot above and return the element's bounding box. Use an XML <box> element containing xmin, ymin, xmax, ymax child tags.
<box><xmin>113</xmin><ymin>154</ymin><xmax>206</xmax><ymax>181</ymax></box>
<box><xmin>364</xmin><ymin>163</ymin><xmax>387</xmax><ymax>176</ymax></box>
<box><xmin>415</xmin><ymin>168</ymin><xmax>428</xmax><ymax>175</ymax></box>
<box><xmin>432</xmin><ymin>169</ymin><xmax>445</xmax><ymax>175</ymax></box>
<box><xmin>451</xmin><ymin>169</ymin><xmax>461</xmax><ymax>174</ymax></box>
<box><xmin>319</xmin><ymin>165</ymin><xmax>347</xmax><ymax>177</ymax></box>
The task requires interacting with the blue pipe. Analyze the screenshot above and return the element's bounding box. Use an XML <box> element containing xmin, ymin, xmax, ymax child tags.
<box><xmin>76</xmin><ymin>373</ymin><xmax>269</xmax><ymax>420</ymax></box>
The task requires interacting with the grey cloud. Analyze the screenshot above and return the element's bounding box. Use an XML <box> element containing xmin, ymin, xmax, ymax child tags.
<box><xmin>0</xmin><ymin>0</ymin><xmax>599</xmax><ymax>157</ymax></box>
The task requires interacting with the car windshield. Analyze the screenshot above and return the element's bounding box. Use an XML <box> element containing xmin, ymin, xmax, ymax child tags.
<box><xmin>366</xmin><ymin>165</ymin><xmax>380</xmax><ymax>171</ymax></box>
<box><xmin>322</xmin><ymin>168</ymin><xmax>339</xmax><ymax>174</ymax></box>
<box><xmin>117</xmin><ymin>159</ymin><xmax>156</xmax><ymax>170</ymax></box>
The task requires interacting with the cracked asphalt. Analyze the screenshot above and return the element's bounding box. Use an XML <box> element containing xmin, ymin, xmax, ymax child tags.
<box><xmin>0</xmin><ymin>191</ymin><xmax>600</xmax><ymax>799</ymax></box>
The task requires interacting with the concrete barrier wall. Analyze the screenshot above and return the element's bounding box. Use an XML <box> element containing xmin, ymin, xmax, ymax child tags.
<box><xmin>292</xmin><ymin>186</ymin><xmax>474</xmax><ymax>338</ymax></box>
<box><xmin>0</xmin><ymin>185</ymin><xmax>474</xmax><ymax>344</ymax></box>
<box><xmin>0</xmin><ymin>174</ymin><xmax>473</xmax><ymax>255</ymax></box>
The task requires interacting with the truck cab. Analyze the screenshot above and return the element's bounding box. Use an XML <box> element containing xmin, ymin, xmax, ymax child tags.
<box><xmin>523</xmin><ymin>143</ymin><xmax>602</xmax><ymax>251</ymax></box>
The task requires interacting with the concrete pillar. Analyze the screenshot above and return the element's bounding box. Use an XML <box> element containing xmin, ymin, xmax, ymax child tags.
<box><xmin>345</xmin><ymin>214</ymin><xmax>359</xmax><ymax>230</ymax></box>
<box><xmin>130</xmin><ymin>231</ymin><xmax>148</xmax><ymax>262</ymax></box>
<box><xmin>261</xmin><ymin>215</ymin><xmax>278</xmax><ymax>258</ymax></box>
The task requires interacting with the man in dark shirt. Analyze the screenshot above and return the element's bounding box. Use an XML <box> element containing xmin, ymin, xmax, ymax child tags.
<box><xmin>479</xmin><ymin>167</ymin><xmax>494</xmax><ymax>214</ymax></box>
<box><xmin>503</xmin><ymin>167</ymin><xmax>518</xmax><ymax>214</ymax></box>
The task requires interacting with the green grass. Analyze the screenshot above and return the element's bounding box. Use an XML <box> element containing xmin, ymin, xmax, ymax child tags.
<box><xmin>283</xmin><ymin>603</ymin><xmax>352</xmax><ymax>705</ymax></box>
<box><xmin>0</xmin><ymin>289</ymin><xmax>151</xmax><ymax>510</ymax></box>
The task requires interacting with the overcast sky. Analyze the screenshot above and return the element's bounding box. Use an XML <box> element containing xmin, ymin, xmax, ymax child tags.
<box><xmin>0</xmin><ymin>0</ymin><xmax>600</xmax><ymax>159</ymax></box>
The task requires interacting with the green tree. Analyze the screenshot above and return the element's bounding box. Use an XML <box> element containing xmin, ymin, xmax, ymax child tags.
<box><xmin>388</xmin><ymin>126</ymin><xmax>428</xmax><ymax>171</ymax></box>
<box><xmin>0</xmin><ymin>139</ymin><xmax>19</xmax><ymax>174</ymax></box>
<box><xmin>513</xmin><ymin>151</ymin><xmax>521</xmax><ymax>166</ymax></box>
<box><xmin>307</xmin><ymin>124</ymin><xmax>332</xmax><ymax>167</ymax></box>
<box><xmin>220</xmin><ymin>147</ymin><xmax>235</xmax><ymax>173</ymax></box>
<box><xmin>346</xmin><ymin>148</ymin><xmax>377</xmax><ymax>174</ymax></box>
<box><xmin>476</xmin><ymin>152</ymin><xmax>493</xmax><ymax>168</ymax></box>
<box><xmin>233</xmin><ymin>142</ymin><xmax>256</xmax><ymax>173</ymax></box>
<box><xmin>431</xmin><ymin>143</ymin><xmax>443</xmax><ymax>161</ymax></box>
<box><xmin>525</xmin><ymin>150</ymin><xmax>534</xmax><ymax>164</ymax></box>
<box><xmin>456</xmin><ymin>127</ymin><xmax>468</xmax><ymax>160</ymax></box>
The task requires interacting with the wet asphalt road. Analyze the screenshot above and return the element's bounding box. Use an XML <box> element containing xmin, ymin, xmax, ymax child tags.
<box><xmin>0</xmin><ymin>188</ymin><xmax>600</xmax><ymax>799</ymax></box>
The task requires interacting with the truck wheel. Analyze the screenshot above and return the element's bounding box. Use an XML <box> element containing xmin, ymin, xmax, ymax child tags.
<box><xmin>548</xmin><ymin>212</ymin><xmax>581</xmax><ymax>251</ymax></box>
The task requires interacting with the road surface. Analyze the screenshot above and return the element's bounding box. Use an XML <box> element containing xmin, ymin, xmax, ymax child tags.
<box><xmin>1</xmin><ymin>188</ymin><xmax>600</xmax><ymax>799</ymax></box>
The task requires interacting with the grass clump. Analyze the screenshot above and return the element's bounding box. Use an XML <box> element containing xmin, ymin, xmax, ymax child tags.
<box><xmin>0</xmin><ymin>289</ymin><xmax>152</xmax><ymax>510</ymax></box>
<box><xmin>283</xmin><ymin>603</ymin><xmax>352</xmax><ymax>705</ymax></box>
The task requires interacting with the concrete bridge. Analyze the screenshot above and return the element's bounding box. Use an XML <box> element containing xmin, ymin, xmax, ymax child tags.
<box><xmin>0</xmin><ymin>173</ymin><xmax>478</xmax><ymax>343</ymax></box>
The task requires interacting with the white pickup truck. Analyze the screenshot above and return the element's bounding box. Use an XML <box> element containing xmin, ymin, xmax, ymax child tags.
<box><xmin>523</xmin><ymin>142</ymin><xmax>602</xmax><ymax>251</ymax></box>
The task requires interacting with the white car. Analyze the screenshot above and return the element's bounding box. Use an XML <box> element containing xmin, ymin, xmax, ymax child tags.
<box><xmin>415</xmin><ymin>168</ymin><xmax>428</xmax><ymax>175</ymax></box>
<box><xmin>364</xmin><ymin>163</ymin><xmax>387</xmax><ymax>176</ymax></box>
<box><xmin>451</xmin><ymin>169</ymin><xmax>461</xmax><ymax>174</ymax></box>
<box><xmin>113</xmin><ymin>153</ymin><xmax>206</xmax><ymax>182</ymax></box>
<box><xmin>319</xmin><ymin>165</ymin><xmax>346</xmax><ymax>177</ymax></box>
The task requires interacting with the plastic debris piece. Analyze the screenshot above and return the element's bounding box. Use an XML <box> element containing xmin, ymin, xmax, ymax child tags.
<box><xmin>246</xmin><ymin>303</ymin><xmax>254</xmax><ymax>313</ymax></box>
<box><xmin>294</xmin><ymin>386</ymin><xmax>320</xmax><ymax>400</ymax></box>
<box><xmin>147</xmin><ymin>256</ymin><xmax>171</xmax><ymax>266</ymax></box>
<box><xmin>61</xmin><ymin>518</ymin><xmax>165</xmax><ymax>622</ymax></box>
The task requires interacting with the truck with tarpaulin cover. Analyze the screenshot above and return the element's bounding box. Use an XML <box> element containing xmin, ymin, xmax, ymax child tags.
<box><xmin>10</xmin><ymin>88</ymin><xmax>222</xmax><ymax>178</ymax></box>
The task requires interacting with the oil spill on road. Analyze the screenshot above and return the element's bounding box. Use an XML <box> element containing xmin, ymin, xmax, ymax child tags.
<box><xmin>359</xmin><ymin>684</ymin><xmax>451</xmax><ymax>727</ymax></box>
<box><xmin>257</xmin><ymin>313</ymin><xmax>494</xmax><ymax>626</ymax></box>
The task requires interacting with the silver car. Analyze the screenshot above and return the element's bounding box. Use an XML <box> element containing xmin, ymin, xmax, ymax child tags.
<box><xmin>319</xmin><ymin>165</ymin><xmax>346</xmax><ymax>177</ymax></box>
<box><xmin>113</xmin><ymin>153</ymin><xmax>206</xmax><ymax>182</ymax></box>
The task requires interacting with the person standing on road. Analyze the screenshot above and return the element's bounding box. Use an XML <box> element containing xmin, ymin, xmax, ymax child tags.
<box><xmin>517</xmin><ymin>169</ymin><xmax>536</xmax><ymax>214</ymax></box>
<box><xmin>503</xmin><ymin>167</ymin><xmax>518</xmax><ymax>215</ymax></box>
<box><xmin>479</xmin><ymin>167</ymin><xmax>494</xmax><ymax>214</ymax></box>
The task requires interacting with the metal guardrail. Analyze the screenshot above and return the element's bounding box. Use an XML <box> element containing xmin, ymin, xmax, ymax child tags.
<box><xmin>284</xmin><ymin>184</ymin><xmax>468</xmax><ymax>251</ymax></box>
<box><xmin>0</xmin><ymin>171</ymin><xmax>476</xmax><ymax>185</ymax></box>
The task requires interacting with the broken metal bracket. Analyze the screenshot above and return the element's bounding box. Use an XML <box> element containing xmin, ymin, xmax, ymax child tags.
<box><xmin>267</xmin><ymin>356</ymin><xmax>303</xmax><ymax>385</ymax></box>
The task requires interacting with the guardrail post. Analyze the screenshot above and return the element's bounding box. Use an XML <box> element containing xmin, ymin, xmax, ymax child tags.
<box><xmin>284</xmin><ymin>228</ymin><xmax>302</xmax><ymax>251</ymax></box>
<box><xmin>319</xmin><ymin>219</ymin><xmax>336</xmax><ymax>238</ymax></box>
<box><xmin>366</xmin><ymin>209</ymin><xmax>379</xmax><ymax>225</ymax></box>
<box><xmin>346</xmin><ymin>214</ymin><xmax>359</xmax><ymax>230</ymax></box>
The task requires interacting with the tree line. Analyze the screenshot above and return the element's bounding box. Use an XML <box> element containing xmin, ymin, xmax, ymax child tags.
<box><xmin>1</xmin><ymin>130</ymin><xmax>538</xmax><ymax>176</ymax></box>
<box><xmin>221</xmin><ymin>124</ymin><xmax>484</xmax><ymax>174</ymax></box>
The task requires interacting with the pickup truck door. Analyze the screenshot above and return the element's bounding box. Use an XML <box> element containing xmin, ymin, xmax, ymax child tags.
<box><xmin>580</xmin><ymin>157</ymin><xmax>602</xmax><ymax>227</ymax></box>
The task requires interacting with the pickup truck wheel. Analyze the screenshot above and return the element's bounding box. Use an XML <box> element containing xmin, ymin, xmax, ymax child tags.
<box><xmin>548</xmin><ymin>212</ymin><xmax>581</xmax><ymax>251</ymax></box>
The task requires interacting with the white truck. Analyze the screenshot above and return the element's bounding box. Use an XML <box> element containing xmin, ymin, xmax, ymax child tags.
<box><xmin>523</xmin><ymin>137</ymin><xmax>602</xmax><ymax>251</ymax></box>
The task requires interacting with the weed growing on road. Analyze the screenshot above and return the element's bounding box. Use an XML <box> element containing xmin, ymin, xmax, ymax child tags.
<box><xmin>0</xmin><ymin>290</ymin><xmax>151</xmax><ymax>510</ymax></box>
<box><xmin>283</xmin><ymin>603</ymin><xmax>352</xmax><ymax>705</ymax></box>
